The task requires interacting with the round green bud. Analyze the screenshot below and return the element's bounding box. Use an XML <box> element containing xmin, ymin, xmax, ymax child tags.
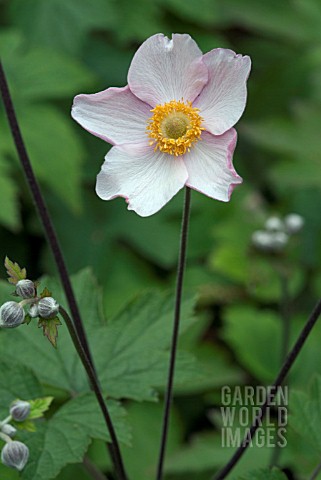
<box><xmin>38</xmin><ymin>297</ymin><xmax>59</xmax><ymax>319</ymax></box>
<box><xmin>0</xmin><ymin>302</ymin><xmax>25</xmax><ymax>328</ymax></box>
<box><xmin>1</xmin><ymin>424</ymin><xmax>17</xmax><ymax>438</ymax></box>
<box><xmin>1</xmin><ymin>441</ymin><xmax>29</xmax><ymax>471</ymax></box>
<box><xmin>10</xmin><ymin>400</ymin><xmax>31</xmax><ymax>422</ymax></box>
<box><xmin>15</xmin><ymin>280</ymin><xmax>35</xmax><ymax>299</ymax></box>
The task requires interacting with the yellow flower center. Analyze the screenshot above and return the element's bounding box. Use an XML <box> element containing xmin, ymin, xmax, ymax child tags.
<box><xmin>146</xmin><ymin>100</ymin><xmax>204</xmax><ymax>156</ymax></box>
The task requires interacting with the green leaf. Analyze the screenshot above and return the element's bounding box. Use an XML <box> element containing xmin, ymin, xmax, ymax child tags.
<box><xmin>40</xmin><ymin>287</ymin><xmax>52</xmax><ymax>299</ymax></box>
<box><xmin>111</xmin><ymin>402</ymin><xmax>182</xmax><ymax>480</ymax></box>
<box><xmin>0</xmin><ymin>464</ymin><xmax>19</xmax><ymax>480</ymax></box>
<box><xmin>163</xmin><ymin>0</ymin><xmax>221</xmax><ymax>26</ymax></box>
<box><xmin>0</xmin><ymin>361</ymin><xmax>42</xmax><ymax>420</ymax></box>
<box><xmin>8</xmin><ymin>0</ymin><xmax>117</xmax><ymax>54</ymax></box>
<box><xmin>20</xmin><ymin>106</ymin><xmax>84</xmax><ymax>213</ymax></box>
<box><xmin>243</xmin><ymin>104</ymin><xmax>321</xmax><ymax>191</ymax></box>
<box><xmin>223</xmin><ymin>306</ymin><xmax>282</xmax><ymax>382</ymax></box>
<box><xmin>0</xmin><ymin>269</ymin><xmax>200</xmax><ymax>401</ymax></box>
<box><xmin>4</xmin><ymin>256</ymin><xmax>26</xmax><ymax>285</ymax></box>
<box><xmin>290</xmin><ymin>375</ymin><xmax>321</xmax><ymax>453</ymax></box>
<box><xmin>0</xmin><ymin>105</ymin><xmax>84</xmax><ymax>214</ymax></box>
<box><xmin>234</xmin><ymin>467</ymin><xmax>288</xmax><ymax>480</ymax></box>
<box><xmin>165</xmin><ymin>432</ymin><xmax>273</xmax><ymax>476</ymax></box>
<box><xmin>0</xmin><ymin>30</ymin><xmax>96</xmax><ymax>101</ymax></box>
<box><xmin>113</xmin><ymin>0</ymin><xmax>163</xmax><ymax>44</ymax></box>
<box><xmin>221</xmin><ymin>0</ymin><xmax>319</xmax><ymax>43</ymax></box>
<box><xmin>0</xmin><ymin>358</ymin><xmax>130</xmax><ymax>480</ymax></box>
<box><xmin>28</xmin><ymin>396</ymin><xmax>54</xmax><ymax>420</ymax></box>
<box><xmin>20</xmin><ymin>394</ymin><xmax>130</xmax><ymax>480</ymax></box>
<box><xmin>38</xmin><ymin>316</ymin><xmax>62</xmax><ymax>348</ymax></box>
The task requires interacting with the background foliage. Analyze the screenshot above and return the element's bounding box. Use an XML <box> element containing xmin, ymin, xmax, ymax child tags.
<box><xmin>1</xmin><ymin>0</ymin><xmax>321</xmax><ymax>478</ymax></box>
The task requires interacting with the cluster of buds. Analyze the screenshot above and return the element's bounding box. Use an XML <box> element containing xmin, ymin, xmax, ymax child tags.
<box><xmin>0</xmin><ymin>278</ymin><xmax>59</xmax><ymax>329</ymax></box>
<box><xmin>0</xmin><ymin>400</ymin><xmax>31</xmax><ymax>471</ymax></box>
<box><xmin>252</xmin><ymin>213</ymin><xmax>304</xmax><ymax>254</ymax></box>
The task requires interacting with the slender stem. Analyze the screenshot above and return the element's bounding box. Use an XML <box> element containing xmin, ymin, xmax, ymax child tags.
<box><xmin>0</xmin><ymin>416</ymin><xmax>12</xmax><ymax>428</ymax></box>
<box><xmin>0</xmin><ymin>432</ymin><xmax>12</xmax><ymax>443</ymax></box>
<box><xmin>0</xmin><ymin>61</ymin><xmax>94</xmax><ymax>370</ymax></box>
<box><xmin>59</xmin><ymin>306</ymin><xmax>128</xmax><ymax>480</ymax></box>
<box><xmin>213</xmin><ymin>296</ymin><xmax>321</xmax><ymax>480</ymax></box>
<box><xmin>0</xmin><ymin>63</ymin><xmax>127</xmax><ymax>480</ymax></box>
<box><xmin>310</xmin><ymin>458</ymin><xmax>321</xmax><ymax>480</ymax></box>
<box><xmin>156</xmin><ymin>187</ymin><xmax>191</xmax><ymax>480</ymax></box>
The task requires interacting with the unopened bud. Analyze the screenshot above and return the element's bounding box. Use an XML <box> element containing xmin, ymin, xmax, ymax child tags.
<box><xmin>0</xmin><ymin>302</ymin><xmax>25</xmax><ymax>328</ymax></box>
<box><xmin>28</xmin><ymin>303</ymin><xmax>39</xmax><ymax>318</ymax></box>
<box><xmin>1</xmin><ymin>424</ymin><xmax>17</xmax><ymax>438</ymax></box>
<box><xmin>252</xmin><ymin>230</ymin><xmax>288</xmax><ymax>253</ymax></box>
<box><xmin>15</xmin><ymin>279</ymin><xmax>35</xmax><ymax>299</ymax></box>
<box><xmin>270</xmin><ymin>231</ymin><xmax>289</xmax><ymax>251</ymax></box>
<box><xmin>252</xmin><ymin>230</ymin><xmax>273</xmax><ymax>251</ymax></box>
<box><xmin>284</xmin><ymin>213</ymin><xmax>304</xmax><ymax>234</ymax></box>
<box><xmin>265</xmin><ymin>216</ymin><xmax>284</xmax><ymax>232</ymax></box>
<box><xmin>1</xmin><ymin>441</ymin><xmax>29</xmax><ymax>471</ymax></box>
<box><xmin>10</xmin><ymin>400</ymin><xmax>31</xmax><ymax>422</ymax></box>
<box><xmin>38</xmin><ymin>297</ymin><xmax>59</xmax><ymax>319</ymax></box>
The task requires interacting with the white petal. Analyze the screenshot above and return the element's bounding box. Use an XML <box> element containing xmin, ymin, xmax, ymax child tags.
<box><xmin>72</xmin><ymin>85</ymin><xmax>151</xmax><ymax>145</ymax></box>
<box><xmin>128</xmin><ymin>33</ymin><xmax>208</xmax><ymax>107</ymax></box>
<box><xmin>96</xmin><ymin>144</ymin><xmax>188</xmax><ymax>216</ymax></box>
<box><xmin>184</xmin><ymin>130</ymin><xmax>242</xmax><ymax>201</ymax></box>
<box><xmin>194</xmin><ymin>49</ymin><xmax>251</xmax><ymax>135</ymax></box>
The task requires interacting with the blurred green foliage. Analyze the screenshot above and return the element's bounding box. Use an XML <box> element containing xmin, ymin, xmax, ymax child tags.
<box><xmin>1</xmin><ymin>0</ymin><xmax>321</xmax><ymax>478</ymax></box>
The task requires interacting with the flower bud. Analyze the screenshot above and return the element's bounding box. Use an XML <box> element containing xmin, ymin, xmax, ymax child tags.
<box><xmin>0</xmin><ymin>302</ymin><xmax>25</xmax><ymax>328</ymax></box>
<box><xmin>270</xmin><ymin>231</ymin><xmax>289</xmax><ymax>251</ymax></box>
<box><xmin>1</xmin><ymin>424</ymin><xmax>17</xmax><ymax>438</ymax></box>
<box><xmin>252</xmin><ymin>230</ymin><xmax>273</xmax><ymax>251</ymax></box>
<box><xmin>265</xmin><ymin>216</ymin><xmax>284</xmax><ymax>232</ymax></box>
<box><xmin>10</xmin><ymin>400</ymin><xmax>31</xmax><ymax>422</ymax></box>
<box><xmin>1</xmin><ymin>441</ymin><xmax>29</xmax><ymax>471</ymax></box>
<box><xmin>28</xmin><ymin>303</ymin><xmax>39</xmax><ymax>318</ymax></box>
<box><xmin>284</xmin><ymin>213</ymin><xmax>304</xmax><ymax>234</ymax></box>
<box><xmin>38</xmin><ymin>297</ymin><xmax>59</xmax><ymax>319</ymax></box>
<box><xmin>15</xmin><ymin>279</ymin><xmax>35</xmax><ymax>299</ymax></box>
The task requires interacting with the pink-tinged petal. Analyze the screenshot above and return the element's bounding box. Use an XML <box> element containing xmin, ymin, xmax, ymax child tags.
<box><xmin>184</xmin><ymin>129</ymin><xmax>242</xmax><ymax>201</ymax></box>
<box><xmin>72</xmin><ymin>85</ymin><xmax>151</xmax><ymax>146</ymax></box>
<box><xmin>128</xmin><ymin>33</ymin><xmax>208</xmax><ymax>107</ymax></box>
<box><xmin>96</xmin><ymin>143</ymin><xmax>188</xmax><ymax>217</ymax></box>
<box><xmin>194</xmin><ymin>49</ymin><xmax>251</xmax><ymax>135</ymax></box>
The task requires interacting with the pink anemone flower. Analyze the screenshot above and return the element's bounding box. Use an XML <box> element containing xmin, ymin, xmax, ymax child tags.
<box><xmin>72</xmin><ymin>33</ymin><xmax>251</xmax><ymax>217</ymax></box>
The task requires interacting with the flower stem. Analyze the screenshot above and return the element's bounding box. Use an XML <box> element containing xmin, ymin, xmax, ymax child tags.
<box><xmin>0</xmin><ymin>62</ymin><xmax>127</xmax><ymax>480</ymax></box>
<box><xmin>0</xmin><ymin>432</ymin><xmax>12</xmax><ymax>443</ymax></box>
<box><xmin>59</xmin><ymin>306</ymin><xmax>128</xmax><ymax>480</ymax></box>
<box><xmin>0</xmin><ymin>61</ymin><xmax>94</xmax><ymax>370</ymax></box>
<box><xmin>309</xmin><ymin>458</ymin><xmax>321</xmax><ymax>480</ymax></box>
<box><xmin>213</xmin><ymin>296</ymin><xmax>321</xmax><ymax>480</ymax></box>
<box><xmin>0</xmin><ymin>416</ymin><xmax>12</xmax><ymax>428</ymax></box>
<box><xmin>156</xmin><ymin>187</ymin><xmax>191</xmax><ymax>480</ymax></box>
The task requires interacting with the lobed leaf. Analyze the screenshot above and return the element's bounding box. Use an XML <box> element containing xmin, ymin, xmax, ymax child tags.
<box><xmin>4</xmin><ymin>256</ymin><xmax>26</xmax><ymax>285</ymax></box>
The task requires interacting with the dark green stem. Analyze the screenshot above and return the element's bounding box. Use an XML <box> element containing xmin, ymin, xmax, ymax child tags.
<box><xmin>59</xmin><ymin>306</ymin><xmax>128</xmax><ymax>480</ymax></box>
<box><xmin>310</xmin><ymin>459</ymin><xmax>321</xmax><ymax>480</ymax></box>
<box><xmin>213</xmin><ymin>296</ymin><xmax>321</xmax><ymax>480</ymax></box>
<box><xmin>156</xmin><ymin>187</ymin><xmax>191</xmax><ymax>480</ymax></box>
<box><xmin>0</xmin><ymin>61</ymin><xmax>94</xmax><ymax>370</ymax></box>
